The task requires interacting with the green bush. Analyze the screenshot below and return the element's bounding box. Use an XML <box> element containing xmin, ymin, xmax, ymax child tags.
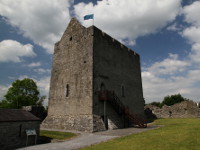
<box><xmin>0</xmin><ymin>78</ymin><xmax>45</xmax><ymax>109</ymax></box>
<box><xmin>149</xmin><ymin>101</ymin><xmax>161</xmax><ymax>108</ymax></box>
<box><xmin>161</xmin><ymin>94</ymin><xmax>185</xmax><ymax>106</ymax></box>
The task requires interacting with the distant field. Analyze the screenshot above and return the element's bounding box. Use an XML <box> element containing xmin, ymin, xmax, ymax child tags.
<box><xmin>40</xmin><ymin>130</ymin><xmax>77</xmax><ymax>140</ymax></box>
<box><xmin>80</xmin><ymin>118</ymin><xmax>200</xmax><ymax>150</ymax></box>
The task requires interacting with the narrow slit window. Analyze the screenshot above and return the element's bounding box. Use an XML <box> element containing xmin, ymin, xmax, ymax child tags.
<box><xmin>122</xmin><ymin>86</ymin><xmax>125</xmax><ymax>97</ymax></box>
<box><xmin>19</xmin><ymin>124</ymin><xmax>22</xmax><ymax>137</ymax></box>
<box><xmin>66</xmin><ymin>84</ymin><xmax>69</xmax><ymax>97</ymax></box>
<box><xmin>100</xmin><ymin>83</ymin><xmax>105</xmax><ymax>91</ymax></box>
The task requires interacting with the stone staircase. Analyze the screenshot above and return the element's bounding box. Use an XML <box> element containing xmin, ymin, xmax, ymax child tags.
<box><xmin>99</xmin><ymin>90</ymin><xmax>147</xmax><ymax>128</ymax></box>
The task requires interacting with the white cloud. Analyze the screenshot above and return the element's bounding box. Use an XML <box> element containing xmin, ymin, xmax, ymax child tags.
<box><xmin>34</xmin><ymin>68</ymin><xmax>51</xmax><ymax>74</ymax></box>
<box><xmin>142</xmin><ymin>39</ymin><xmax>200</xmax><ymax>103</ymax></box>
<box><xmin>182</xmin><ymin>1</ymin><xmax>200</xmax><ymax>44</ymax></box>
<box><xmin>189</xmin><ymin>43</ymin><xmax>200</xmax><ymax>63</ymax></box>
<box><xmin>142</xmin><ymin>54</ymin><xmax>191</xmax><ymax>102</ymax></box>
<box><xmin>26</xmin><ymin>62</ymin><xmax>41</xmax><ymax>67</ymax></box>
<box><xmin>0</xmin><ymin>0</ymin><xmax>73</xmax><ymax>53</ymax></box>
<box><xmin>74</xmin><ymin>0</ymin><xmax>181</xmax><ymax>45</ymax></box>
<box><xmin>0</xmin><ymin>40</ymin><xmax>36</xmax><ymax>62</ymax></box>
<box><xmin>182</xmin><ymin>1</ymin><xmax>200</xmax><ymax>63</ymax></box>
<box><xmin>142</xmin><ymin>49</ymin><xmax>200</xmax><ymax>103</ymax></box>
<box><xmin>34</xmin><ymin>76</ymin><xmax>50</xmax><ymax>106</ymax></box>
<box><xmin>142</xmin><ymin>66</ymin><xmax>200</xmax><ymax>103</ymax></box>
<box><xmin>142</xmin><ymin>41</ymin><xmax>200</xmax><ymax>103</ymax></box>
<box><xmin>34</xmin><ymin>76</ymin><xmax>50</xmax><ymax>97</ymax></box>
<box><xmin>0</xmin><ymin>85</ymin><xmax>10</xmax><ymax>100</ymax></box>
<box><xmin>182</xmin><ymin>1</ymin><xmax>200</xmax><ymax>27</ymax></box>
<box><xmin>147</xmin><ymin>53</ymin><xmax>190</xmax><ymax>75</ymax></box>
<box><xmin>139</xmin><ymin>1</ymin><xmax>200</xmax><ymax>103</ymax></box>
<box><xmin>182</xmin><ymin>26</ymin><xmax>200</xmax><ymax>44</ymax></box>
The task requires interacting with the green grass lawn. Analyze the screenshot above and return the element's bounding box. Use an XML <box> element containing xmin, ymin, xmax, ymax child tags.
<box><xmin>40</xmin><ymin>130</ymin><xmax>77</xmax><ymax>140</ymax></box>
<box><xmin>80</xmin><ymin>118</ymin><xmax>200</xmax><ymax>150</ymax></box>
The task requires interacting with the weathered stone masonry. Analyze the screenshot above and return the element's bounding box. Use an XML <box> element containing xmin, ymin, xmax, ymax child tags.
<box><xmin>42</xmin><ymin>18</ymin><xmax>145</xmax><ymax>132</ymax></box>
<box><xmin>0</xmin><ymin>109</ymin><xmax>40</xmax><ymax>150</ymax></box>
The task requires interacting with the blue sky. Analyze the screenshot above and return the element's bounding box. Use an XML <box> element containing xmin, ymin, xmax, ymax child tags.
<box><xmin>0</xmin><ymin>0</ymin><xmax>200</xmax><ymax>104</ymax></box>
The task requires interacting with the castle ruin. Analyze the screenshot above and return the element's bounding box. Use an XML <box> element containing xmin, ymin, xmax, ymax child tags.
<box><xmin>42</xmin><ymin>18</ymin><xmax>146</xmax><ymax>132</ymax></box>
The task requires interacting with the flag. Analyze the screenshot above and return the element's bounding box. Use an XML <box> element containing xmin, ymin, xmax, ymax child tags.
<box><xmin>84</xmin><ymin>14</ymin><xmax>94</xmax><ymax>20</ymax></box>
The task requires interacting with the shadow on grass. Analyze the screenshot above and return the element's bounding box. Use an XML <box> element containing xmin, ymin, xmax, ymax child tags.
<box><xmin>37</xmin><ymin>136</ymin><xmax>53</xmax><ymax>144</ymax></box>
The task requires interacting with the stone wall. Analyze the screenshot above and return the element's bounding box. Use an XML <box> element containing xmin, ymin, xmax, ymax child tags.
<box><xmin>42</xmin><ymin>115</ymin><xmax>93</xmax><ymax>132</ymax></box>
<box><xmin>42</xmin><ymin>18</ymin><xmax>94</xmax><ymax>131</ymax></box>
<box><xmin>145</xmin><ymin>101</ymin><xmax>200</xmax><ymax>119</ymax></box>
<box><xmin>93</xmin><ymin>27</ymin><xmax>145</xmax><ymax>129</ymax></box>
<box><xmin>0</xmin><ymin>121</ymin><xmax>40</xmax><ymax>150</ymax></box>
<box><xmin>93</xmin><ymin>115</ymin><xmax>106</xmax><ymax>132</ymax></box>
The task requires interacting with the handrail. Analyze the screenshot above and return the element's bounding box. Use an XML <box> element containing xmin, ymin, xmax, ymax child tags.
<box><xmin>99</xmin><ymin>90</ymin><xmax>147</xmax><ymax>128</ymax></box>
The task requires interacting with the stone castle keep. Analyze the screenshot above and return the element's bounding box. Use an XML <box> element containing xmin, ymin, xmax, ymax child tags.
<box><xmin>42</xmin><ymin>18</ymin><xmax>146</xmax><ymax>132</ymax></box>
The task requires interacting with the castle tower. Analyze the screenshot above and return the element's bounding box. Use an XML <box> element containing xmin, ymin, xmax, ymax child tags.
<box><xmin>42</xmin><ymin>18</ymin><xmax>145</xmax><ymax>132</ymax></box>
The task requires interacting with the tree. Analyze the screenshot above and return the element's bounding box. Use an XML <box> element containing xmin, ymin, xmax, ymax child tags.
<box><xmin>149</xmin><ymin>101</ymin><xmax>161</xmax><ymax>108</ymax></box>
<box><xmin>0</xmin><ymin>78</ymin><xmax>44</xmax><ymax>109</ymax></box>
<box><xmin>161</xmin><ymin>94</ymin><xmax>185</xmax><ymax>106</ymax></box>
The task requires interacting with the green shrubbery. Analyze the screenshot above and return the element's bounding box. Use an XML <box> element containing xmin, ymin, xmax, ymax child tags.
<box><xmin>148</xmin><ymin>101</ymin><xmax>162</xmax><ymax>108</ymax></box>
<box><xmin>0</xmin><ymin>78</ymin><xmax>45</xmax><ymax>109</ymax></box>
<box><xmin>149</xmin><ymin>94</ymin><xmax>188</xmax><ymax>108</ymax></box>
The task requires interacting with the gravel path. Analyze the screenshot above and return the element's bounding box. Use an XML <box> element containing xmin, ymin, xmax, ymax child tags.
<box><xmin>18</xmin><ymin>125</ymin><xmax>160</xmax><ymax>150</ymax></box>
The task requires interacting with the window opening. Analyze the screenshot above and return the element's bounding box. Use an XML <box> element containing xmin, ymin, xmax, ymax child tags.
<box><xmin>100</xmin><ymin>83</ymin><xmax>105</xmax><ymax>91</ymax></box>
<box><xmin>122</xmin><ymin>85</ymin><xmax>125</xmax><ymax>97</ymax></box>
<box><xmin>19</xmin><ymin>124</ymin><xmax>22</xmax><ymax>137</ymax></box>
<box><xmin>66</xmin><ymin>84</ymin><xmax>69</xmax><ymax>97</ymax></box>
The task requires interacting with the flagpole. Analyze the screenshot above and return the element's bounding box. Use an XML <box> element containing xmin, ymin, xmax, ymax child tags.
<box><xmin>93</xmin><ymin>0</ymin><xmax>94</xmax><ymax>25</ymax></box>
<box><xmin>93</xmin><ymin>14</ymin><xmax>94</xmax><ymax>25</ymax></box>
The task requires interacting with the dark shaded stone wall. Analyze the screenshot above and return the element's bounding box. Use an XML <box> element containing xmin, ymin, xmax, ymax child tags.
<box><xmin>0</xmin><ymin>121</ymin><xmax>40</xmax><ymax>150</ymax></box>
<box><xmin>93</xmin><ymin>27</ymin><xmax>145</xmax><ymax>129</ymax></box>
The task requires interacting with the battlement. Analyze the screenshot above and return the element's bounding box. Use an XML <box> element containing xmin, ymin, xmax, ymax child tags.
<box><xmin>57</xmin><ymin>17</ymin><xmax>139</xmax><ymax>58</ymax></box>
<box><xmin>90</xmin><ymin>25</ymin><xmax>139</xmax><ymax>58</ymax></box>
